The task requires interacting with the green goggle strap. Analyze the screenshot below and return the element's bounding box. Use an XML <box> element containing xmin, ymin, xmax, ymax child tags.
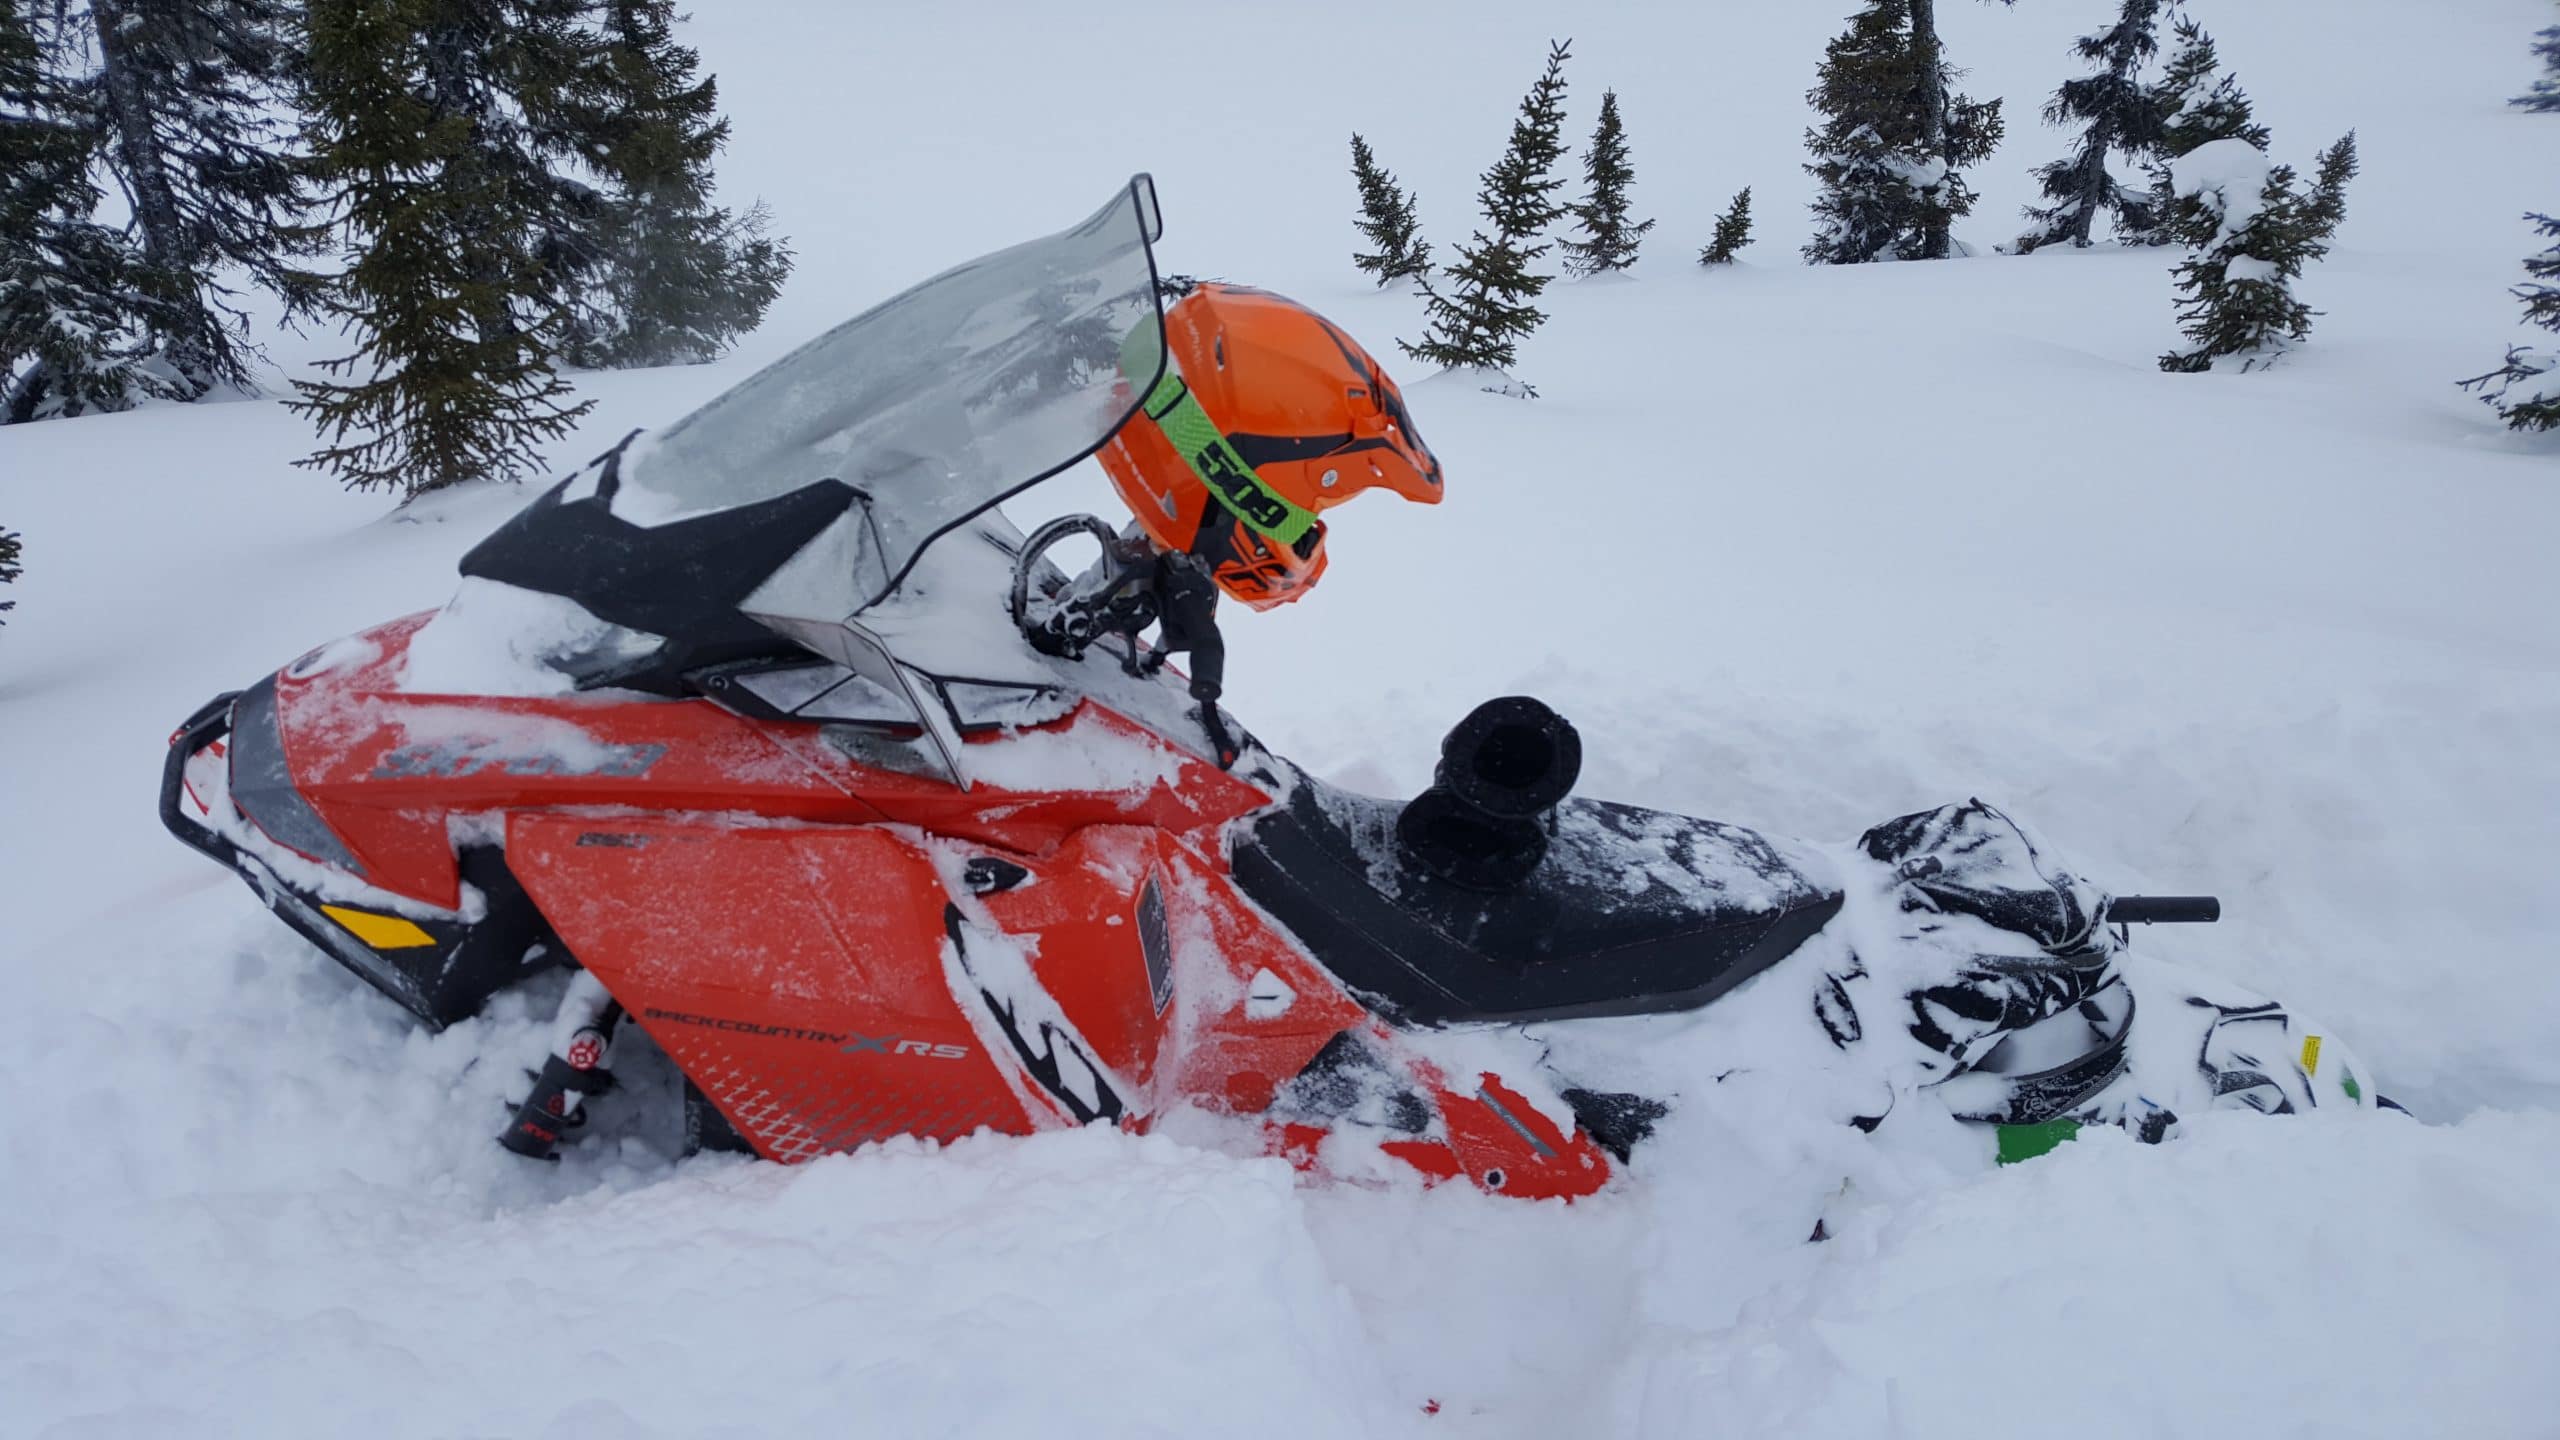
<box><xmin>1131</xmin><ymin>362</ymin><xmax>1320</xmax><ymax>551</ymax></box>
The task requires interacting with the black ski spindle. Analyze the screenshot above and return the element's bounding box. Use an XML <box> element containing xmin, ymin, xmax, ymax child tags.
<box><xmin>498</xmin><ymin>993</ymin><xmax>625</xmax><ymax>1160</ymax></box>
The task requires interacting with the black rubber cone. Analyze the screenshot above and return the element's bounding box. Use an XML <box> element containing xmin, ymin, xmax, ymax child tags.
<box><xmin>1396</xmin><ymin>786</ymin><xmax>1549</xmax><ymax>891</ymax></box>
<box><xmin>1436</xmin><ymin>696</ymin><xmax>1582</xmax><ymax>819</ymax></box>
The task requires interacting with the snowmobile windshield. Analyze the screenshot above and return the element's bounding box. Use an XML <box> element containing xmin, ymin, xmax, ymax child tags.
<box><xmin>609</xmin><ymin>174</ymin><xmax>1168</xmax><ymax>617</ymax></box>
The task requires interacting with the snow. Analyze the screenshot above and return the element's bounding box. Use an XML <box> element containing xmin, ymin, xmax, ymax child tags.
<box><xmin>401</xmin><ymin>577</ymin><xmax>657</xmax><ymax>697</ymax></box>
<box><xmin>2220</xmin><ymin>253</ymin><xmax>2281</xmax><ymax>285</ymax></box>
<box><xmin>6</xmin><ymin>0</ymin><xmax>2560</xmax><ymax>1436</ymax></box>
<box><xmin>958</xmin><ymin>713</ymin><xmax>1188</xmax><ymax>796</ymax></box>
<box><xmin>2172</xmin><ymin>135</ymin><xmax>2274</xmax><ymax>243</ymax></box>
<box><xmin>2494</xmin><ymin>344</ymin><xmax>2560</xmax><ymax>405</ymax></box>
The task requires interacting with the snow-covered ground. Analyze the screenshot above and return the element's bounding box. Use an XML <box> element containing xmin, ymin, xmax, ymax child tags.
<box><xmin>6</xmin><ymin>1</ymin><xmax>2559</xmax><ymax>1435</ymax></box>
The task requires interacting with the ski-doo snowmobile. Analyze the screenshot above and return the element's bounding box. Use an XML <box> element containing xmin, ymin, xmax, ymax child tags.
<box><xmin>161</xmin><ymin>176</ymin><xmax>2391</xmax><ymax>1193</ymax></box>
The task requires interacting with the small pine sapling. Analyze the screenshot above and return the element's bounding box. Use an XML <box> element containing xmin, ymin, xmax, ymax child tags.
<box><xmin>0</xmin><ymin>524</ymin><xmax>20</xmax><ymax>626</ymax></box>
<box><xmin>1402</xmin><ymin>39</ymin><xmax>1573</xmax><ymax>377</ymax></box>
<box><xmin>1700</xmin><ymin>188</ymin><xmax>1754</xmax><ymax>264</ymax></box>
<box><xmin>2458</xmin><ymin>12</ymin><xmax>2560</xmax><ymax>427</ymax></box>
<box><xmin>2459</xmin><ymin>219</ymin><xmax>2560</xmax><ymax>430</ymax></box>
<box><xmin>2159</xmin><ymin>131</ymin><xmax>2357</xmax><ymax>373</ymax></box>
<box><xmin>1348</xmin><ymin>133</ymin><xmax>1431</xmax><ymax>286</ymax></box>
<box><xmin>2137</xmin><ymin>17</ymin><xmax>2269</xmax><ymax>244</ymax></box>
<box><xmin>1560</xmin><ymin>90</ymin><xmax>1654</xmax><ymax>276</ymax></box>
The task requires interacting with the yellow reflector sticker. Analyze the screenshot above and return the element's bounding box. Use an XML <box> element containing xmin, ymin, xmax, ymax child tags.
<box><xmin>2299</xmin><ymin>1034</ymin><xmax>2324</xmax><ymax>1078</ymax></box>
<box><xmin>320</xmin><ymin>904</ymin><xmax>437</xmax><ymax>949</ymax></box>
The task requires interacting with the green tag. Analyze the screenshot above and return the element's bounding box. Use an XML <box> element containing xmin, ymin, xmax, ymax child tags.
<box><xmin>1138</xmin><ymin>369</ymin><xmax>1320</xmax><ymax>549</ymax></box>
<box><xmin>1996</xmin><ymin>1119</ymin><xmax>2083</xmax><ymax>1165</ymax></box>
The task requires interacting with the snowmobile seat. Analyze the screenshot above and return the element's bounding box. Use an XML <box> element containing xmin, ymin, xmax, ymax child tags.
<box><xmin>1229</xmin><ymin>769</ymin><xmax>1842</xmax><ymax>1025</ymax></box>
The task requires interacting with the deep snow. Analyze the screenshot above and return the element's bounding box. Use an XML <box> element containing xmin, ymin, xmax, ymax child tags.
<box><xmin>5</xmin><ymin>1</ymin><xmax>2559</xmax><ymax>1436</ymax></box>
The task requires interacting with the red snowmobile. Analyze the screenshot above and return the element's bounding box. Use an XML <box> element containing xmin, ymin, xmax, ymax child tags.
<box><xmin>161</xmin><ymin>178</ymin><xmax>2383</xmax><ymax>1194</ymax></box>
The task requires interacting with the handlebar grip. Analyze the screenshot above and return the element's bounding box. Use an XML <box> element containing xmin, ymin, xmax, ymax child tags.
<box><xmin>2109</xmin><ymin>895</ymin><xmax>2221</xmax><ymax>924</ymax></box>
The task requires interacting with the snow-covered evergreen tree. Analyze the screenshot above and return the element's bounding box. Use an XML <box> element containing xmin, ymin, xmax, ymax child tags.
<box><xmin>561</xmin><ymin>0</ymin><xmax>788</xmax><ymax>368</ymax></box>
<box><xmin>0</xmin><ymin>521</ymin><xmax>19</xmax><ymax>626</ymax></box>
<box><xmin>2017</xmin><ymin>0</ymin><xmax>2168</xmax><ymax>253</ymax></box>
<box><xmin>2138</xmin><ymin>17</ymin><xmax>2268</xmax><ymax>244</ymax></box>
<box><xmin>2464</xmin><ymin>16</ymin><xmax>2560</xmax><ymax>428</ymax></box>
<box><xmin>2459</xmin><ymin>214</ymin><xmax>2560</xmax><ymax>430</ymax></box>
<box><xmin>1</xmin><ymin>6</ymin><xmax>157</xmax><ymax>424</ymax></box>
<box><xmin>2515</xmin><ymin>9</ymin><xmax>2560</xmax><ymax>112</ymax></box>
<box><xmin>289</xmin><ymin>0</ymin><xmax>598</xmax><ymax>497</ymax></box>
<box><xmin>1402</xmin><ymin>39</ymin><xmax>1572</xmax><ymax>374</ymax></box>
<box><xmin>1348</xmin><ymin>132</ymin><xmax>1430</xmax><ymax>286</ymax></box>
<box><xmin>82</xmin><ymin>0</ymin><xmax>317</xmax><ymax>398</ymax></box>
<box><xmin>2461</xmin><ymin>231</ymin><xmax>2560</xmax><ymax>429</ymax></box>
<box><xmin>1700</xmin><ymin>187</ymin><xmax>1753</xmax><ymax>265</ymax></box>
<box><xmin>1803</xmin><ymin>0</ymin><xmax>2002</xmax><ymax>265</ymax></box>
<box><xmin>1560</xmin><ymin>89</ymin><xmax>1652</xmax><ymax>277</ymax></box>
<box><xmin>2159</xmin><ymin>131</ymin><xmax>2356</xmax><ymax>373</ymax></box>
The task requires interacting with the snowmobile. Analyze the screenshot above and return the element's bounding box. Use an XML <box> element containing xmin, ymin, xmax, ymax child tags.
<box><xmin>160</xmin><ymin>176</ymin><xmax>2389</xmax><ymax>1194</ymax></box>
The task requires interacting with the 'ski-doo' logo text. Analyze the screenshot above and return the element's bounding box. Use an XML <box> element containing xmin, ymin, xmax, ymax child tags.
<box><xmin>372</xmin><ymin>738</ymin><xmax>667</xmax><ymax>780</ymax></box>
<box><xmin>641</xmin><ymin>1006</ymin><xmax>970</xmax><ymax>1060</ymax></box>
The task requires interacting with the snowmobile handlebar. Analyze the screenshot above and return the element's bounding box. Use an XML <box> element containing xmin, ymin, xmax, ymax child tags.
<box><xmin>2109</xmin><ymin>895</ymin><xmax>2222</xmax><ymax>924</ymax></box>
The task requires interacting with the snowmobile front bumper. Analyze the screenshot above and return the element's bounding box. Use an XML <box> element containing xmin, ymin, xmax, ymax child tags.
<box><xmin>160</xmin><ymin>687</ymin><xmax>557</xmax><ymax>1029</ymax></box>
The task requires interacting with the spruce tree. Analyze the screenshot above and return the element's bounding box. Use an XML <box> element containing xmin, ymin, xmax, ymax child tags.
<box><xmin>2516</xmin><ymin>11</ymin><xmax>2560</xmax><ymax>112</ymax></box>
<box><xmin>2152</xmin><ymin>19</ymin><xmax>2268</xmax><ymax>154</ymax></box>
<box><xmin>1402</xmin><ymin>39</ymin><xmax>1572</xmax><ymax>374</ymax></box>
<box><xmin>561</xmin><ymin>0</ymin><xmax>789</xmax><ymax>368</ymax></box>
<box><xmin>2459</xmin><ymin>215</ymin><xmax>2560</xmax><ymax>430</ymax></box>
<box><xmin>2136</xmin><ymin>17</ymin><xmax>2268</xmax><ymax>244</ymax></box>
<box><xmin>2017</xmin><ymin>0</ymin><xmax>2168</xmax><ymax>253</ymax></box>
<box><xmin>1348</xmin><ymin>132</ymin><xmax>1431</xmax><ymax>286</ymax></box>
<box><xmin>83</xmin><ymin>0</ymin><xmax>318</xmax><ymax>398</ymax></box>
<box><xmin>2159</xmin><ymin>131</ymin><xmax>2357</xmax><ymax>373</ymax></box>
<box><xmin>1803</xmin><ymin>0</ymin><xmax>2002</xmax><ymax>265</ymax></box>
<box><xmin>0</xmin><ymin>522</ymin><xmax>20</xmax><ymax>626</ymax></box>
<box><xmin>1</xmin><ymin>6</ymin><xmax>160</xmax><ymax>424</ymax></box>
<box><xmin>1560</xmin><ymin>89</ymin><xmax>1653</xmax><ymax>277</ymax></box>
<box><xmin>1700</xmin><ymin>187</ymin><xmax>1754</xmax><ymax>265</ymax></box>
<box><xmin>1907</xmin><ymin>0</ymin><xmax>2009</xmax><ymax>259</ymax></box>
<box><xmin>289</xmin><ymin>0</ymin><xmax>597</xmax><ymax>497</ymax></box>
<box><xmin>2464</xmin><ymin>12</ymin><xmax>2560</xmax><ymax>428</ymax></box>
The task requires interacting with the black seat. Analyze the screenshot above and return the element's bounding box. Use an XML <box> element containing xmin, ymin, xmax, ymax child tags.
<box><xmin>1229</xmin><ymin>769</ymin><xmax>1843</xmax><ymax>1026</ymax></box>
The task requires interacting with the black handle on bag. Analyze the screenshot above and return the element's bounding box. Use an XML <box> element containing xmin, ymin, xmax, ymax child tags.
<box><xmin>2109</xmin><ymin>895</ymin><xmax>2221</xmax><ymax>924</ymax></box>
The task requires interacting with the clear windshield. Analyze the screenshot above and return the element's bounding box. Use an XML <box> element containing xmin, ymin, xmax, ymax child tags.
<box><xmin>610</xmin><ymin>175</ymin><xmax>1168</xmax><ymax>616</ymax></box>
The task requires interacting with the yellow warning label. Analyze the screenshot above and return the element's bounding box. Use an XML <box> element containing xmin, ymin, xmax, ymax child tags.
<box><xmin>2299</xmin><ymin>1033</ymin><xmax>2324</xmax><ymax>1078</ymax></box>
<box><xmin>320</xmin><ymin>904</ymin><xmax>437</xmax><ymax>949</ymax></box>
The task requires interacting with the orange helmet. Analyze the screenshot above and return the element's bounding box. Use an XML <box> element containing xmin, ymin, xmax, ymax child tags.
<box><xmin>1100</xmin><ymin>282</ymin><xmax>1442</xmax><ymax>609</ymax></box>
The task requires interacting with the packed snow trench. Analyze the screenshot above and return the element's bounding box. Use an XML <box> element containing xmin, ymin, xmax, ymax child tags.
<box><xmin>7</xmin><ymin>1</ymin><xmax>2560</xmax><ymax>1435</ymax></box>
